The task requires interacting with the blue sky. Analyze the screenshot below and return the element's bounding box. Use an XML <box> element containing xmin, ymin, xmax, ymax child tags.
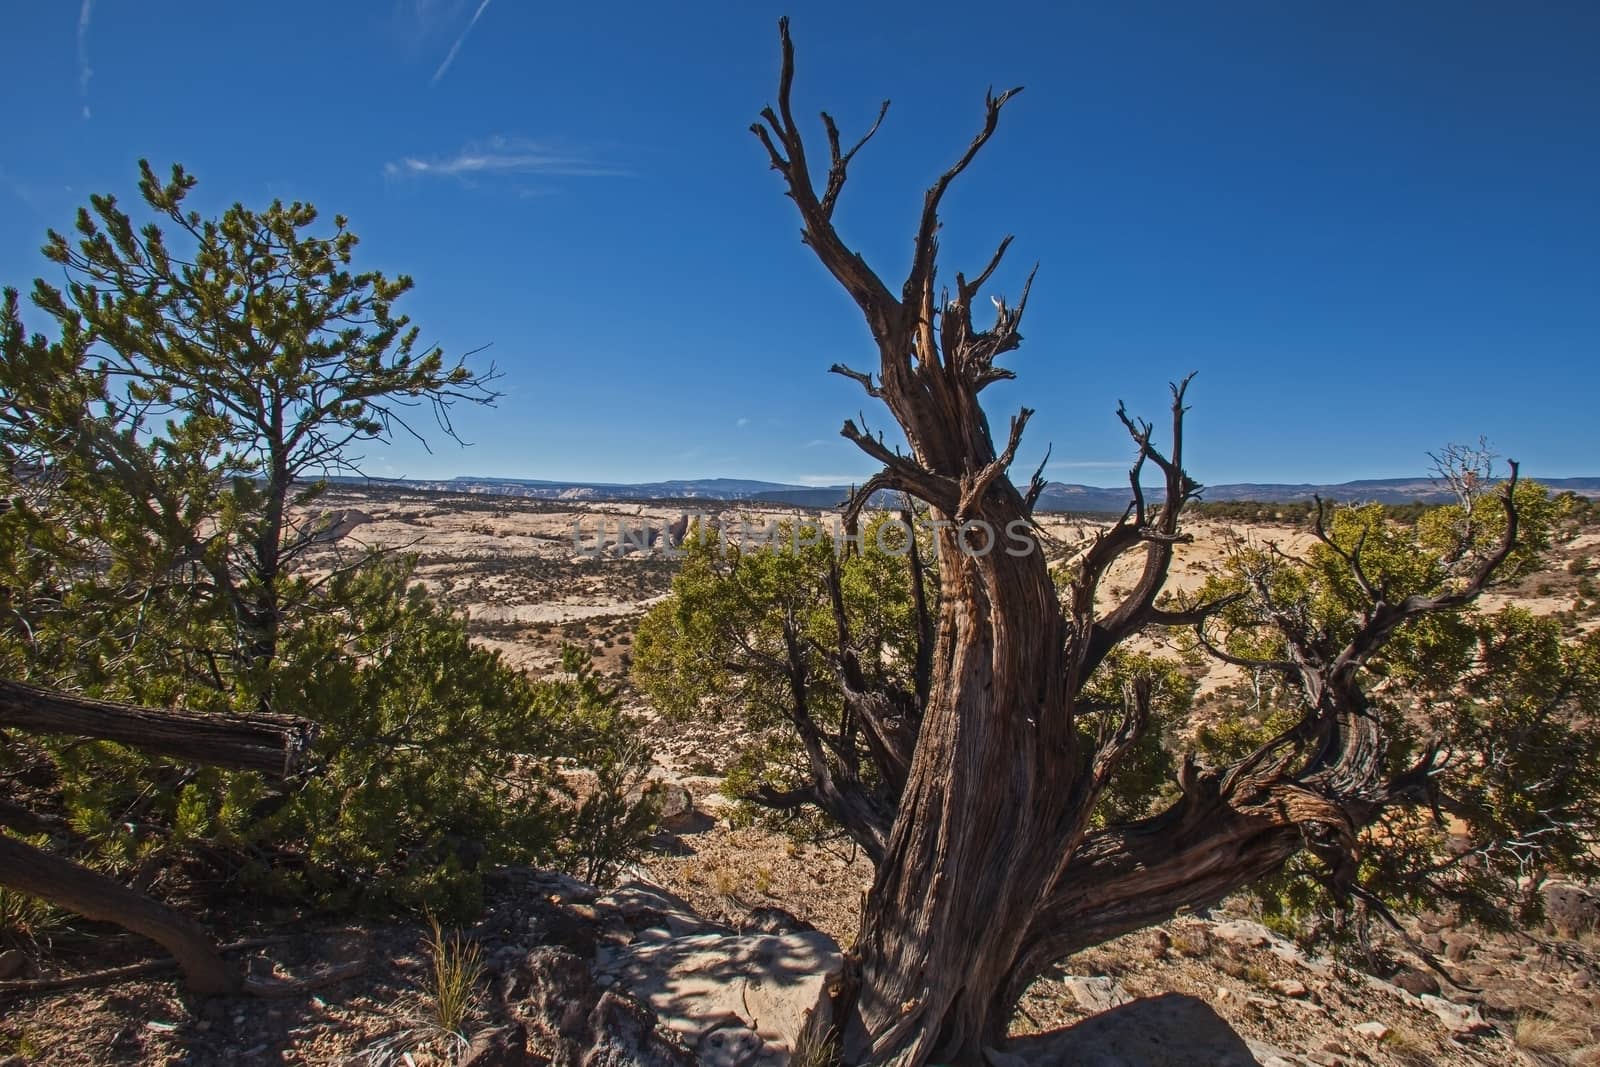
<box><xmin>3</xmin><ymin>2</ymin><xmax>1596</xmax><ymax>486</ymax></box>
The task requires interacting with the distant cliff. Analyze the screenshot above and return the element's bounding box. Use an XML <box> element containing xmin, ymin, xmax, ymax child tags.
<box><xmin>327</xmin><ymin>474</ymin><xmax>1600</xmax><ymax>513</ymax></box>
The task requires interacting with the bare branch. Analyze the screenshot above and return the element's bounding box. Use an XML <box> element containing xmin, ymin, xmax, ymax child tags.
<box><xmin>960</xmin><ymin>406</ymin><xmax>1033</xmax><ymax>518</ymax></box>
<box><xmin>957</xmin><ymin>235</ymin><xmax>1015</xmax><ymax>304</ymax></box>
<box><xmin>820</xmin><ymin>100</ymin><xmax>891</xmax><ymax>219</ymax></box>
<box><xmin>903</xmin><ymin>86</ymin><xmax>1024</xmax><ymax>318</ymax></box>
<box><xmin>830</xmin><ymin>361</ymin><xmax>882</xmax><ymax>398</ymax></box>
<box><xmin>1023</xmin><ymin>442</ymin><xmax>1052</xmax><ymax>514</ymax></box>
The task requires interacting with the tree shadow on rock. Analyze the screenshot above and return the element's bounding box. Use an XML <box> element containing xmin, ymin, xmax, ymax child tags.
<box><xmin>1004</xmin><ymin>993</ymin><xmax>1267</xmax><ymax>1066</ymax></box>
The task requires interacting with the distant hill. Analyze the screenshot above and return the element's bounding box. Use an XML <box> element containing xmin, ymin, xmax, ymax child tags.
<box><xmin>329</xmin><ymin>474</ymin><xmax>1600</xmax><ymax>513</ymax></box>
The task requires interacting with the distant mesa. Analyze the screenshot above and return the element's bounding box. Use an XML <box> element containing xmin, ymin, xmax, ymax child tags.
<box><xmin>325</xmin><ymin>473</ymin><xmax>1600</xmax><ymax>512</ymax></box>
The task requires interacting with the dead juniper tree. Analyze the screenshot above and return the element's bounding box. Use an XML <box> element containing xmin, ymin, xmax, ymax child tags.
<box><xmin>749</xmin><ymin>19</ymin><xmax>1525</xmax><ymax>1065</ymax></box>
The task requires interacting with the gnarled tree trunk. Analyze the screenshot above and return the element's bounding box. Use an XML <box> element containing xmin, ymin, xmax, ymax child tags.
<box><xmin>750</xmin><ymin>20</ymin><xmax>1521</xmax><ymax>1065</ymax></box>
<box><xmin>844</xmin><ymin>499</ymin><xmax>1070</xmax><ymax>1062</ymax></box>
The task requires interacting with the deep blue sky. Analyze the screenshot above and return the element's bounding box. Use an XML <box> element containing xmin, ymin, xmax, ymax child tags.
<box><xmin>4</xmin><ymin>2</ymin><xmax>1597</xmax><ymax>486</ymax></box>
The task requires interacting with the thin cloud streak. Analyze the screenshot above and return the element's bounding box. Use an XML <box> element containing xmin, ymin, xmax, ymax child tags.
<box><xmin>430</xmin><ymin>0</ymin><xmax>493</xmax><ymax>85</ymax></box>
<box><xmin>385</xmin><ymin>138</ymin><xmax>630</xmax><ymax>180</ymax></box>
<box><xmin>77</xmin><ymin>0</ymin><xmax>93</xmax><ymax>119</ymax></box>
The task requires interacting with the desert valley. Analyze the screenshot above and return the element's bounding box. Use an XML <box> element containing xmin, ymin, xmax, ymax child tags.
<box><xmin>9</xmin><ymin>482</ymin><xmax>1596</xmax><ymax>1066</ymax></box>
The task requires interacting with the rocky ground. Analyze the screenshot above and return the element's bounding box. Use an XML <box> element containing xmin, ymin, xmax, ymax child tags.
<box><xmin>5</xmin><ymin>486</ymin><xmax>1600</xmax><ymax>1065</ymax></box>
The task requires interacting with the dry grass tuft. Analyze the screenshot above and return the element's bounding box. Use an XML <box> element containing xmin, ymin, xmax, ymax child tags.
<box><xmin>423</xmin><ymin>913</ymin><xmax>483</xmax><ymax>1040</ymax></box>
<box><xmin>790</xmin><ymin>1027</ymin><xmax>840</xmax><ymax>1067</ymax></box>
<box><xmin>1515</xmin><ymin>1012</ymin><xmax>1589</xmax><ymax>1057</ymax></box>
<box><xmin>1381</xmin><ymin>1025</ymin><xmax>1435</xmax><ymax>1067</ymax></box>
<box><xmin>1169</xmin><ymin>925</ymin><xmax>1210</xmax><ymax>958</ymax></box>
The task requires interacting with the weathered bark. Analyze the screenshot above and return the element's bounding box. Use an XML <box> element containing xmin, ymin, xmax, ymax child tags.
<box><xmin>841</xmin><ymin>503</ymin><xmax>1075</xmax><ymax>1062</ymax></box>
<box><xmin>0</xmin><ymin>832</ymin><xmax>241</xmax><ymax>994</ymax></box>
<box><xmin>0</xmin><ymin>678</ymin><xmax>316</xmax><ymax>777</ymax></box>
<box><xmin>752</xmin><ymin>20</ymin><xmax>1523</xmax><ymax>1066</ymax></box>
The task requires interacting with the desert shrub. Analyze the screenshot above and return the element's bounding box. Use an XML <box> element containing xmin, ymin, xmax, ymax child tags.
<box><xmin>1081</xmin><ymin>649</ymin><xmax>1194</xmax><ymax>824</ymax></box>
<box><xmin>547</xmin><ymin>649</ymin><xmax>660</xmax><ymax>885</ymax></box>
<box><xmin>4</xmin><ymin>556</ymin><xmax>656</xmax><ymax>919</ymax></box>
<box><xmin>0</xmin><ymin>166</ymin><xmax>656</xmax><ymax>922</ymax></box>
<box><xmin>1192</xmin><ymin>486</ymin><xmax>1600</xmax><ymax>935</ymax></box>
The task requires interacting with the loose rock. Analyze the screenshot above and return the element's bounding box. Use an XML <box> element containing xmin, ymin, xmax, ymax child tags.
<box><xmin>1419</xmin><ymin>993</ymin><xmax>1491</xmax><ymax>1034</ymax></box>
<box><xmin>1353</xmin><ymin>1021</ymin><xmax>1391</xmax><ymax>1041</ymax></box>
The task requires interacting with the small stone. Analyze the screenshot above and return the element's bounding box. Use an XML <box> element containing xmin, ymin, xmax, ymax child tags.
<box><xmin>1213</xmin><ymin>986</ymin><xmax>1247</xmax><ymax>1011</ymax></box>
<box><xmin>1147</xmin><ymin>929</ymin><xmax>1172</xmax><ymax>957</ymax></box>
<box><xmin>1354</xmin><ymin>1021</ymin><xmax>1391</xmax><ymax>1041</ymax></box>
<box><xmin>1270</xmin><ymin>978</ymin><xmax>1308</xmax><ymax>998</ymax></box>
<box><xmin>1573</xmin><ymin>971</ymin><xmax>1592</xmax><ymax>990</ymax></box>
<box><xmin>1442</xmin><ymin>932</ymin><xmax>1475</xmax><ymax>962</ymax></box>
<box><xmin>1212</xmin><ymin>919</ymin><xmax>1274</xmax><ymax>949</ymax></box>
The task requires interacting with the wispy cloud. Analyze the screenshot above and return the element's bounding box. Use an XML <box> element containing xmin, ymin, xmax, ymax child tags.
<box><xmin>736</xmin><ymin>417</ymin><xmax>751</xmax><ymax>428</ymax></box>
<box><xmin>384</xmin><ymin>136</ymin><xmax>630</xmax><ymax>181</ymax></box>
<box><xmin>76</xmin><ymin>0</ymin><xmax>93</xmax><ymax>119</ymax></box>
<box><xmin>431</xmin><ymin>0</ymin><xmax>493</xmax><ymax>85</ymax></box>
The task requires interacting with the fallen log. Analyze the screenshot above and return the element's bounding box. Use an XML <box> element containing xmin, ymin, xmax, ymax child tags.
<box><xmin>0</xmin><ymin>936</ymin><xmax>289</xmax><ymax>996</ymax></box>
<box><xmin>0</xmin><ymin>832</ymin><xmax>241</xmax><ymax>994</ymax></box>
<box><xmin>0</xmin><ymin>679</ymin><xmax>316</xmax><ymax>778</ymax></box>
<box><xmin>0</xmin><ymin>935</ymin><xmax>369</xmax><ymax>998</ymax></box>
<box><xmin>0</xmin><ymin>682</ymin><xmax>342</xmax><ymax>997</ymax></box>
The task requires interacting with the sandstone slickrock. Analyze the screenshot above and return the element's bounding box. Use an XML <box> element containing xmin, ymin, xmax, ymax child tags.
<box><xmin>583</xmin><ymin>991</ymin><xmax>698</xmax><ymax>1067</ymax></box>
<box><xmin>594</xmin><ymin>925</ymin><xmax>841</xmax><ymax>1064</ymax></box>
